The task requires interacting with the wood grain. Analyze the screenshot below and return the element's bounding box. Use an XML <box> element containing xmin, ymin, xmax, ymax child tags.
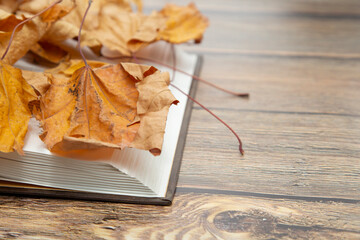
<box><xmin>0</xmin><ymin>0</ymin><xmax>359</xmax><ymax>239</ymax></box>
<box><xmin>180</xmin><ymin>53</ymin><xmax>360</xmax><ymax>114</ymax></box>
<box><xmin>179</xmin><ymin>110</ymin><xmax>360</xmax><ymax>199</ymax></box>
<box><xmin>0</xmin><ymin>193</ymin><xmax>358</xmax><ymax>240</ymax></box>
<box><xmin>147</xmin><ymin>0</ymin><xmax>360</xmax><ymax>16</ymax></box>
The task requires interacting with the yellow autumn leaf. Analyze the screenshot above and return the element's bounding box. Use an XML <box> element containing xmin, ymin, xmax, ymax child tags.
<box><xmin>157</xmin><ymin>3</ymin><xmax>209</xmax><ymax>44</ymax></box>
<box><xmin>0</xmin><ymin>61</ymin><xmax>37</xmax><ymax>154</ymax></box>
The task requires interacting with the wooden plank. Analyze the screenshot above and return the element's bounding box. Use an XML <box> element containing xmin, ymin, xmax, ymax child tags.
<box><xmin>178</xmin><ymin>109</ymin><xmax>360</xmax><ymax>200</ymax></box>
<box><xmin>145</xmin><ymin>0</ymin><xmax>360</xmax><ymax>56</ymax></box>
<box><xmin>146</xmin><ymin>0</ymin><xmax>360</xmax><ymax>16</ymax></box>
<box><xmin>0</xmin><ymin>193</ymin><xmax>358</xmax><ymax>239</ymax></box>
<box><xmin>178</xmin><ymin>53</ymin><xmax>360</xmax><ymax>115</ymax></box>
<box><xmin>197</xmin><ymin>12</ymin><xmax>360</xmax><ymax>56</ymax></box>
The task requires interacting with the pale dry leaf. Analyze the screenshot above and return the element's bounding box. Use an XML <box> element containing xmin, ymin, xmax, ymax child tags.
<box><xmin>21</xmin><ymin>69</ymin><xmax>50</xmax><ymax>96</ymax></box>
<box><xmin>96</xmin><ymin>9</ymin><xmax>166</xmax><ymax>56</ymax></box>
<box><xmin>97</xmin><ymin>2</ymin><xmax>208</xmax><ymax>55</ymax></box>
<box><xmin>29</xmin><ymin>0</ymin><xmax>162</xmax><ymax>56</ymax></box>
<box><xmin>32</xmin><ymin>0</ymin><xmax>133</xmax><ymax>49</ymax></box>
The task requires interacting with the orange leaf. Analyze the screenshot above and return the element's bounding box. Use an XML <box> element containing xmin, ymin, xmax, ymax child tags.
<box><xmin>39</xmin><ymin>62</ymin><xmax>177</xmax><ymax>155</ymax></box>
<box><xmin>0</xmin><ymin>10</ymin><xmax>24</xmax><ymax>34</ymax></box>
<box><xmin>0</xmin><ymin>61</ymin><xmax>37</xmax><ymax>154</ymax></box>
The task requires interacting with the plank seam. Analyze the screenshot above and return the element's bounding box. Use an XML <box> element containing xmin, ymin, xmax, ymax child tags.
<box><xmin>182</xmin><ymin>48</ymin><xmax>360</xmax><ymax>61</ymax></box>
<box><xmin>192</xmin><ymin>107</ymin><xmax>360</xmax><ymax>118</ymax></box>
<box><xmin>176</xmin><ymin>187</ymin><xmax>360</xmax><ymax>204</ymax></box>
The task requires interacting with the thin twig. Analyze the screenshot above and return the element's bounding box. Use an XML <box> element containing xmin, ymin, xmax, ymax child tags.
<box><xmin>106</xmin><ymin>55</ymin><xmax>249</xmax><ymax>97</ymax></box>
<box><xmin>171</xmin><ymin>44</ymin><xmax>176</xmax><ymax>82</ymax></box>
<box><xmin>170</xmin><ymin>82</ymin><xmax>244</xmax><ymax>155</ymax></box>
<box><xmin>129</xmin><ymin>52</ymin><xmax>245</xmax><ymax>156</ymax></box>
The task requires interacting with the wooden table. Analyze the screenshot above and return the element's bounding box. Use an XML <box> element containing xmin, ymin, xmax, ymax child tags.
<box><xmin>1</xmin><ymin>0</ymin><xmax>359</xmax><ymax>239</ymax></box>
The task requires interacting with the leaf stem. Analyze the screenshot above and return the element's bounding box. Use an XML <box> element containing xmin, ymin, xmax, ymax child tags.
<box><xmin>1</xmin><ymin>0</ymin><xmax>63</xmax><ymax>61</ymax></box>
<box><xmin>106</xmin><ymin>55</ymin><xmax>249</xmax><ymax>97</ymax></box>
<box><xmin>77</xmin><ymin>0</ymin><xmax>93</xmax><ymax>67</ymax></box>
<box><xmin>170</xmin><ymin>82</ymin><xmax>244</xmax><ymax>155</ymax></box>
<box><xmin>127</xmin><ymin>50</ymin><xmax>245</xmax><ymax>156</ymax></box>
<box><xmin>171</xmin><ymin>44</ymin><xmax>176</xmax><ymax>82</ymax></box>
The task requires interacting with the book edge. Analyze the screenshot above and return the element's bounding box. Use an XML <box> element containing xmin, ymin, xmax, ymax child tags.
<box><xmin>163</xmin><ymin>55</ymin><xmax>203</xmax><ymax>204</ymax></box>
<box><xmin>0</xmin><ymin>55</ymin><xmax>203</xmax><ymax>206</ymax></box>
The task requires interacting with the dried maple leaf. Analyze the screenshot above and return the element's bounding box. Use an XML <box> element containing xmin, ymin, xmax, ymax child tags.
<box><xmin>18</xmin><ymin>1</ymin><xmax>208</xmax><ymax>59</ymax></box>
<box><xmin>20</xmin><ymin>0</ymin><xmax>99</xmax><ymax>48</ymax></box>
<box><xmin>95</xmin><ymin>2</ymin><xmax>209</xmax><ymax>56</ymax></box>
<box><xmin>157</xmin><ymin>3</ymin><xmax>209</xmax><ymax>44</ymax></box>
<box><xmin>20</xmin><ymin>0</ymin><xmax>139</xmax><ymax>53</ymax></box>
<box><xmin>57</xmin><ymin>0</ymin><xmax>151</xmax><ymax>55</ymax></box>
<box><xmin>0</xmin><ymin>61</ymin><xmax>37</xmax><ymax>154</ymax></box>
<box><xmin>100</xmin><ymin>2</ymin><xmax>208</xmax><ymax>56</ymax></box>
<box><xmin>38</xmin><ymin>62</ymin><xmax>177</xmax><ymax>155</ymax></box>
<box><xmin>95</xmin><ymin>10</ymin><xmax>166</xmax><ymax>56</ymax></box>
<box><xmin>0</xmin><ymin>1</ymin><xmax>72</xmax><ymax>65</ymax></box>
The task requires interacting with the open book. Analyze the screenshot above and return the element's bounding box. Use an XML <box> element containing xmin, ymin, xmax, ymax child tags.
<box><xmin>0</xmin><ymin>42</ymin><xmax>201</xmax><ymax>205</ymax></box>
